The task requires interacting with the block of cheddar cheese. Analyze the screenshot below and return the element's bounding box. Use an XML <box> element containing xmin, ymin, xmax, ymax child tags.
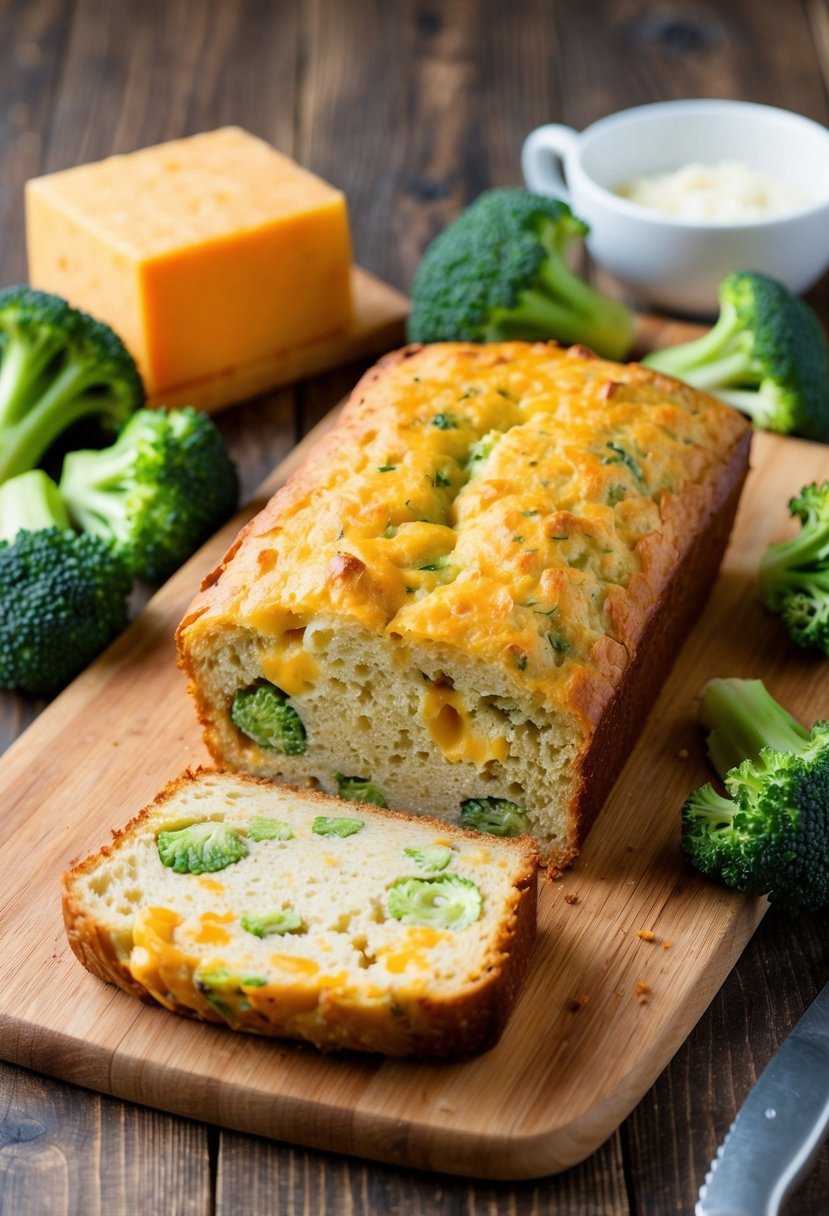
<box><xmin>26</xmin><ymin>127</ymin><xmax>354</xmax><ymax>407</ymax></box>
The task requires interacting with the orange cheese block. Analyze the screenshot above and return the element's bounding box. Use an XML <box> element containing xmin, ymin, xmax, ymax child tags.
<box><xmin>25</xmin><ymin>127</ymin><xmax>354</xmax><ymax>401</ymax></box>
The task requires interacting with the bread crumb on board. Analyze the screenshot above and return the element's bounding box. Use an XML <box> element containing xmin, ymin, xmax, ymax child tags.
<box><xmin>564</xmin><ymin>893</ymin><xmax>579</xmax><ymax>905</ymax></box>
<box><xmin>662</xmin><ymin>939</ymin><xmax>673</xmax><ymax>950</ymax></box>
<box><xmin>635</xmin><ymin>980</ymin><xmax>652</xmax><ymax>1004</ymax></box>
<box><xmin>569</xmin><ymin>994</ymin><xmax>590</xmax><ymax>1013</ymax></box>
<box><xmin>637</xmin><ymin>929</ymin><xmax>656</xmax><ymax>942</ymax></box>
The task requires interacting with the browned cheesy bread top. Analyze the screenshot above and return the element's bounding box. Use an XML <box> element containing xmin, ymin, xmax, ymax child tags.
<box><xmin>178</xmin><ymin>342</ymin><xmax>751</xmax><ymax>863</ymax></box>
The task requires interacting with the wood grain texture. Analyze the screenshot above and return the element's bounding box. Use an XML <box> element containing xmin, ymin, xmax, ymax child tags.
<box><xmin>0</xmin><ymin>1066</ymin><xmax>211</xmax><ymax>1216</ymax></box>
<box><xmin>215</xmin><ymin>1131</ymin><xmax>631</xmax><ymax>1215</ymax></box>
<box><xmin>0</xmin><ymin>424</ymin><xmax>824</xmax><ymax>1182</ymax></box>
<box><xmin>1</xmin><ymin>0</ymin><xmax>829</xmax><ymax>1211</ymax></box>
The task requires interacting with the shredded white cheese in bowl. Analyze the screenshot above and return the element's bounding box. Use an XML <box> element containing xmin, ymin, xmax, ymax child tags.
<box><xmin>616</xmin><ymin>161</ymin><xmax>813</xmax><ymax>223</ymax></box>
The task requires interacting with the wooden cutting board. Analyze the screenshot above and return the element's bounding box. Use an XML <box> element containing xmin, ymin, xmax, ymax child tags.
<box><xmin>1</xmin><ymin>333</ymin><xmax>827</xmax><ymax>1179</ymax></box>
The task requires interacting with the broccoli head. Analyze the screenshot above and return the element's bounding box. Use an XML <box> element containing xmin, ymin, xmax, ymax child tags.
<box><xmin>460</xmin><ymin>796</ymin><xmax>528</xmax><ymax>837</ymax></box>
<box><xmin>407</xmin><ymin>188</ymin><xmax>634</xmax><ymax>359</ymax></box>
<box><xmin>157</xmin><ymin>820</ymin><xmax>248</xmax><ymax>874</ymax></box>
<box><xmin>334</xmin><ymin>772</ymin><xmax>387</xmax><ymax>806</ymax></box>
<box><xmin>759</xmin><ymin>482</ymin><xmax>829</xmax><ymax>655</ymax></box>
<box><xmin>682</xmin><ymin>678</ymin><xmax>829</xmax><ymax>913</ymax></box>
<box><xmin>642</xmin><ymin>271</ymin><xmax>829</xmax><ymax>438</ymax></box>
<box><xmin>0</xmin><ymin>286</ymin><xmax>143</xmax><ymax>485</ymax></box>
<box><xmin>59</xmin><ymin>405</ymin><xmax>238</xmax><ymax>582</ymax></box>
<box><xmin>0</xmin><ymin>469</ymin><xmax>131</xmax><ymax>696</ymax></box>
<box><xmin>231</xmin><ymin>682</ymin><xmax>307</xmax><ymax>754</ymax></box>
<box><xmin>387</xmin><ymin>874</ymin><xmax>481</xmax><ymax>930</ymax></box>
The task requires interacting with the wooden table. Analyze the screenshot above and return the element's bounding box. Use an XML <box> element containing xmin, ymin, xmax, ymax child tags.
<box><xmin>1</xmin><ymin>1</ymin><xmax>828</xmax><ymax>1212</ymax></box>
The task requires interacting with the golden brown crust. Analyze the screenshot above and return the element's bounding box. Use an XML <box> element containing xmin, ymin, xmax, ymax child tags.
<box><xmin>175</xmin><ymin>342</ymin><xmax>751</xmax><ymax>864</ymax></box>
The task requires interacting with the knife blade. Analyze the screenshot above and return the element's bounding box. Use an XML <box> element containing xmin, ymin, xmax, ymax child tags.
<box><xmin>696</xmin><ymin>977</ymin><xmax>829</xmax><ymax>1216</ymax></box>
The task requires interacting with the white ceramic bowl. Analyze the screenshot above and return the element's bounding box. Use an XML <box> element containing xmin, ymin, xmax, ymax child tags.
<box><xmin>521</xmin><ymin>99</ymin><xmax>829</xmax><ymax>315</ymax></box>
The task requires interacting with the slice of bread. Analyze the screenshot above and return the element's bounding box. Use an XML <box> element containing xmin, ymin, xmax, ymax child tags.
<box><xmin>62</xmin><ymin>768</ymin><xmax>538</xmax><ymax>1057</ymax></box>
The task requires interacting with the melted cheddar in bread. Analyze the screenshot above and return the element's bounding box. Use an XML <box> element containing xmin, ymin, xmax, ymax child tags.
<box><xmin>62</xmin><ymin>770</ymin><xmax>538</xmax><ymax>1057</ymax></box>
<box><xmin>177</xmin><ymin>342</ymin><xmax>751</xmax><ymax>864</ymax></box>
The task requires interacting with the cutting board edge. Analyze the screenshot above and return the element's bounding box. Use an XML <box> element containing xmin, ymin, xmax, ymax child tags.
<box><xmin>0</xmin><ymin>893</ymin><xmax>767</xmax><ymax>1180</ymax></box>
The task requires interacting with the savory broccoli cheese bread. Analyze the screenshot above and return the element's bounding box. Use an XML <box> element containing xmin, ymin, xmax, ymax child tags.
<box><xmin>177</xmin><ymin>341</ymin><xmax>751</xmax><ymax>865</ymax></box>
<box><xmin>62</xmin><ymin>769</ymin><xmax>538</xmax><ymax>1057</ymax></box>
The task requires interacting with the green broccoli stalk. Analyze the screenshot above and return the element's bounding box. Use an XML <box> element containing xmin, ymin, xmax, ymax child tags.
<box><xmin>682</xmin><ymin>678</ymin><xmax>829</xmax><ymax>912</ymax></box>
<box><xmin>0</xmin><ymin>470</ymin><xmax>131</xmax><ymax>696</ymax></box>
<box><xmin>241</xmin><ymin>909</ymin><xmax>303</xmax><ymax>938</ymax></box>
<box><xmin>157</xmin><ymin>820</ymin><xmax>248</xmax><ymax>874</ymax></box>
<box><xmin>404</xmin><ymin>844</ymin><xmax>453</xmax><ymax>872</ymax></box>
<box><xmin>247</xmin><ymin>816</ymin><xmax>294</xmax><ymax>842</ymax></box>
<box><xmin>759</xmin><ymin>482</ymin><xmax>829</xmax><ymax>655</ymax></box>
<box><xmin>0</xmin><ymin>287</ymin><xmax>144</xmax><ymax>484</ymax></box>
<box><xmin>460</xmin><ymin>796</ymin><xmax>528</xmax><ymax>837</ymax></box>
<box><xmin>231</xmin><ymin>682</ymin><xmax>307</xmax><ymax>754</ymax></box>
<box><xmin>312</xmin><ymin>816</ymin><xmax>364</xmax><ymax>838</ymax></box>
<box><xmin>642</xmin><ymin>272</ymin><xmax>829</xmax><ymax>438</ymax></box>
<box><xmin>408</xmin><ymin>189</ymin><xmax>634</xmax><ymax>359</ymax></box>
<box><xmin>334</xmin><ymin>772</ymin><xmax>387</xmax><ymax>806</ymax></box>
<box><xmin>387</xmin><ymin>874</ymin><xmax>481</xmax><ymax>930</ymax></box>
<box><xmin>59</xmin><ymin>406</ymin><xmax>238</xmax><ymax>582</ymax></box>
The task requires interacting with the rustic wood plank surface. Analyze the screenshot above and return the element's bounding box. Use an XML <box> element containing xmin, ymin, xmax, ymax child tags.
<box><xmin>1</xmin><ymin>0</ymin><xmax>828</xmax><ymax>1213</ymax></box>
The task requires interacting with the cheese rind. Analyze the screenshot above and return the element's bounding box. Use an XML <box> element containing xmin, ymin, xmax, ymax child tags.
<box><xmin>26</xmin><ymin>127</ymin><xmax>354</xmax><ymax>397</ymax></box>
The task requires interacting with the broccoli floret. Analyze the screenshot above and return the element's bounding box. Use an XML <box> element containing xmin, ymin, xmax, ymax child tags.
<box><xmin>312</xmin><ymin>816</ymin><xmax>364</xmax><ymax>838</ymax></box>
<box><xmin>387</xmin><ymin>874</ymin><xmax>481</xmax><ymax>930</ymax></box>
<box><xmin>0</xmin><ymin>286</ymin><xmax>143</xmax><ymax>485</ymax></box>
<box><xmin>230</xmin><ymin>682</ymin><xmax>307</xmax><ymax>754</ymax></box>
<box><xmin>642</xmin><ymin>272</ymin><xmax>829</xmax><ymax>438</ymax></box>
<box><xmin>404</xmin><ymin>844</ymin><xmax>453</xmax><ymax>872</ymax></box>
<box><xmin>59</xmin><ymin>406</ymin><xmax>238</xmax><ymax>581</ymax></box>
<box><xmin>157</xmin><ymin>820</ymin><xmax>248</xmax><ymax>874</ymax></box>
<box><xmin>460</xmin><ymin>796</ymin><xmax>528</xmax><ymax>837</ymax></box>
<box><xmin>334</xmin><ymin>772</ymin><xmax>387</xmax><ymax>806</ymax></box>
<box><xmin>408</xmin><ymin>189</ymin><xmax>634</xmax><ymax>360</ymax></box>
<box><xmin>241</xmin><ymin>908</ymin><xmax>303</xmax><ymax>937</ymax></box>
<box><xmin>247</xmin><ymin>816</ymin><xmax>294</xmax><ymax>842</ymax></box>
<box><xmin>0</xmin><ymin>470</ymin><xmax>131</xmax><ymax>696</ymax></box>
<box><xmin>759</xmin><ymin>482</ymin><xmax>829</xmax><ymax>655</ymax></box>
<box><xmin>681</xmin><ymin>678</ymin><xmax>829</xmax><ymax>913</ymax></box>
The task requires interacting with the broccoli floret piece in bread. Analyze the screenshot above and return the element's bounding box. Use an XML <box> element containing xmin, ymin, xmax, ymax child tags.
<box><xmin>0</xmin><ymin>286</ymin><xmax>143</xmax><ymax>484</ymax></box>
<box><xmin>642</xmin><ymin>272</ymin><xmax>829</xmax><ymax>438</ymax></box>
<box><xmin>231</xmin><ymin>682</ymin><xmax>307</xmax><ymax>754</ymax></box>
<box><xmin>334</xmin><ymin>772</ymin><xmax>387</xmax><ymax>806</ymax></box>
<box><xmin>247</xmin><ymin>817</ymin><xmax>294</xmax><ymax>842</ymax></box>
<box><xmin>387</xmin><ymin>874</ymin><xmax>481</xmax><ymax>930</ymax></box>
<box><xmin>0</xmin><ymin>470</ymin><xmax>131</xmax><ymax>696</ymax></box>
<box><xmin>460</xmin><ymin>796</ymin><xmax>528</xmax><ymax>837</ymax></box>
<box><xmin>759</xmin><ymin>482</ymin><xmax>829</xmax><ymax>655</ymax></box>
<box><xmin>408</xmin><ymin>189</ymin><xmax>634</xmax><ymax>359</ymax></box>
<box><xmin>682</xmin><ymin>678</ymin><xmax>829</xmax><ymax>913</ymax></box>
<box><xmin>157</xmin><ymin>820</ymin><xmax>248</xmax><ymax>874</ymax></box>
<box><xmin>241</xmin><ymin>909</ymin><xmax>303</xmax><ymax>938</ymax></box>
<box><xmin>404</xmin><ymin>844</ymin><xmax>453</xmax><ymax>872</ymax></box>
<box><xmin>312</xmin><ymin>816</ymin><xmax>364</xmax><ymax>838</ymax></box>
<box><xmin>60</xmin><ymin>406</ymin><xmax>238</xmax><ymax>581</ymax></box>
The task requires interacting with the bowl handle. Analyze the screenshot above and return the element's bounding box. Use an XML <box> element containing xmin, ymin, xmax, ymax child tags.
<box><xmin>521</xmin><ymin>124</ymin><xmax>579</xmax><ymax>200</ymax></box>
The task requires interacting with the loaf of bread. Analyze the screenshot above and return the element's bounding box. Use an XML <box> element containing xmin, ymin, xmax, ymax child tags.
<box><xmin>177</xmin><ymin>341</ymin><xmax>751</xmax><ymax>866</ymax></box>
<box><xmin>62</xmin><ymin>768</ymin><xmax>538</xmax><ymax>1057</ymax></box>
